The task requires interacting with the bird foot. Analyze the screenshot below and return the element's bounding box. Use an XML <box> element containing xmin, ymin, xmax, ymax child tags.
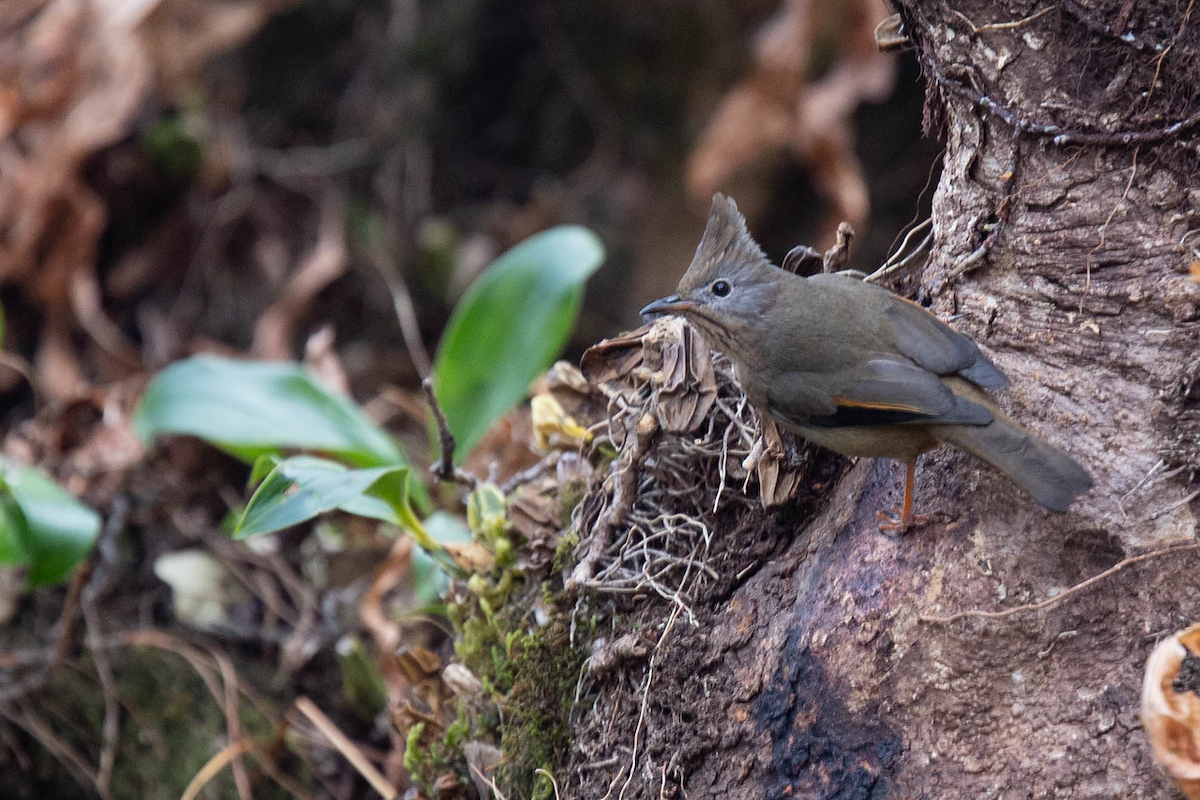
<box><xmin>876</xmin><ymin>508</ymin><xmax>930</xmax><ymax>534</ymax></box>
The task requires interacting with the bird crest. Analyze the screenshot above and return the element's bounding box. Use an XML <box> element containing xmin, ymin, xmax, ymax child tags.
<box><xmin>678</xmin><ymin>194</ymin><xmax>772</xmax><ymax>294</ymax></box>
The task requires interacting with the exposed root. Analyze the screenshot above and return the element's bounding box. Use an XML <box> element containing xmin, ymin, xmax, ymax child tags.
<box><xmin>920</xmin><ymin>541</ymin><xmax>1200</xmax><ymax>624</ymax></box>
<box><xmin>569</xmin><ymin>319</ymin><xmax>784</xmax><ymax>613</ymax></box>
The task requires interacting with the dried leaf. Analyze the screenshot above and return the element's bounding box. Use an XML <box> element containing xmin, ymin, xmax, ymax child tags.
<box><xmin>1142</xmin><ymin>623</ymin><xmax>1200</xmax><ymax>798</ymax></box>
<box><xmin>580</xmin><ymin>325</ymin><xmax>653</xmax><ymax>385</ymax></box>
<box><xmin>0</xmin><ymin>0</ymin><xmax>294</xmax><ymax>394</ymax></box>
<box><xmin>755</xmin><ymin>416</ymin><xmax>807</xmax><ymax>507</ymax></box>
<box><xmin>686</xmin><ymin>0</ymin><xmax>896</xmax><ymax>242</ymax></box>
<box><xmin>530</xmin><ymin>393</ymin><xmax>591</xmax><ymax>454</ymax></box>
<box><xmin>510</xmin><ymin>482</ymin><xmax>562</xmax><ymax>573</ymax></box>
<box><xmin>651</xmin><ymin>319</ymin><xmax>718</xmax><ymax>433</ymax></box>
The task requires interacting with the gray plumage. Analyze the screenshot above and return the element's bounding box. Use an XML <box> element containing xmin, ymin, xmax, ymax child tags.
<box><xmin>641</xmin><ymin>193</ymin><xmax>1092</xmax><ymax>518</ymax></box>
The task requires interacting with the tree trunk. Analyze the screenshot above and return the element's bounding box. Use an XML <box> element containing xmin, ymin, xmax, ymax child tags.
<box><xmin>561</xmin><ymin>1</ymin><xmax>1200</xmax><ymax>797</ymax></box>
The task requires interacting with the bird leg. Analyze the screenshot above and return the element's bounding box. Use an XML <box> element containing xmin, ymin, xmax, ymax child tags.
<box><xmin>877</xmin><ymin>460</ymin><xmax>930</xmax><ymax>533</ymax></box>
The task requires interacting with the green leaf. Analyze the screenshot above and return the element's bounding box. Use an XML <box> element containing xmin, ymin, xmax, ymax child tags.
<box><xmin>432</xmin><ymin>225</ymin><xmax>604</xmax><ymax>461</ymax></box>
<box><xmin>0</xmin><ymin>461</ymin><xmax>101</xmax><ymax>586</ymax></box>
<box><xmin>133</xmin><ymin>355</ymin><xmax>428</xmax><ymax>509</ymax></box>
<box><xmin>235</xmin><ymin>456</ymin><xmax>463</xmax><ymax>577</ymax></box>
<box><xmin>235</xmin><ymin>456</ymin><xmax>408</xmax><ymax>538</ymax></box>
<box><xmin>134</xmin><ymin>356</ymin><xmax>405</xmax><ymax>467</ymax></box>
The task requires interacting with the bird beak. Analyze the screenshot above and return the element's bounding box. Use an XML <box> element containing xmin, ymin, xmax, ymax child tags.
<box><xmin>640</xmin><ymin>294</ymin><xmax>693</xmax><ymax>321</ymax></box>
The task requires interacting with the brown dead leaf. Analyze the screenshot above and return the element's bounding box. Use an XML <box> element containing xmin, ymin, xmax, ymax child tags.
<box><xmin>510</xmin><ymin>480</ymin><xmax>563</xmax><ymax>573</ymax></box>
<box><xmin>581</xmin><ymin>319</ymin><xmax>719</xmax><ymax>434</ymax></box>
<box><xmin>302</xmin><ymin>325</ymin><xmax>352</xmax><ymax>397</ymax></box>
<box><xmin>1190</xmin><ymin>261</ymin><xmax>1200</xmax><ymax>282</ymax></box>
<box><xmin>442</xmin><ymin>541</ymin><xmax>495</xmax><ymax>575</ymax></box>
<box><xmin>650</xmin><ymin>319</ymin><xmax>718</xmax><ymax>433</ymax></box>
<box><xmin>0</xmin><ymin>0</ymin><xmax>294</xmax><ymax>395</ymax></box>
<box><xmin>754</xmin><ymin>416</ymin><xmax>807</xmax><ymax>507</ymax></box>
<box><xmin>687</xmin><ymin>0</ymin><xmax>896</xmax><ymax>243</ymax></box>
<box><xmin>1142</xmin><ymin>623</ymin><xmax>1200</xmax><ymax>798</ymax></box>
<box><xmin>580</xmin><ymin>324</ymin><xmax>653</xmax><ymax>385</ymax></box>
<box><xmin>254</xmin><ymin>196</ymin><xmax>348</xmax><ymax>359</ymax></box>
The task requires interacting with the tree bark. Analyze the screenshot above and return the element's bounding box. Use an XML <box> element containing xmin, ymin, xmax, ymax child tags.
<box><xmin>562</xmin><ymin>0</ymin><xmax>1200</xmax><ymax>797</ymax></box>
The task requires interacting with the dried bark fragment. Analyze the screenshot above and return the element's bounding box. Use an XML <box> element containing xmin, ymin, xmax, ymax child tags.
<box><xmin>1143</xmin><ymin>624</ymin><xmax>1200</xmax><ymax>799</ymax></box>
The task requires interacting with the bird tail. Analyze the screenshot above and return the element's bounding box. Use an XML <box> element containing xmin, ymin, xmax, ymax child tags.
<box><xmin>934</xmin><ymin>416</ymin><xmax>1093</xmax><ymax>512</ymax></box>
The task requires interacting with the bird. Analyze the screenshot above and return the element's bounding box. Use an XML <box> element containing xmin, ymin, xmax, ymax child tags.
<box><xmin>640</xmin><ymin>194</ymin><xmax>1092</xmax><ymax>531</ymax></box>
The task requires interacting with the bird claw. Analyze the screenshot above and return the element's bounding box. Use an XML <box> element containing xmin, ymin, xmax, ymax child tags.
<box><xmin>876</xmin><ymin>507</ymin><xmax>930</xmax><ymax>534</ymax></box>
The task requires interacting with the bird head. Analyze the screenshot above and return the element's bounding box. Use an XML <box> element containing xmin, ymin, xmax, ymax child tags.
<box><xmin>640</xmin><ymin>194</ymin><xmax>781</xmax><ymax>361</ymax></box>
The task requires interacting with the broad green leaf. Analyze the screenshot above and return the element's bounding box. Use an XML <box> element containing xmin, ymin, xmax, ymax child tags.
<box><xmin>235</xmin><ymin>457</ymin><xmax>408</xmax><ymax>538</ymax></box>
<box><xmin>0</xmin><ymin>461</ymin><xmax>101</xmax><ymax>586</ymax></box>
<box><xmin>133</xmin><ymin>355</ymin><xmax>405</xmax><ymax>468</ymax></box>
<box><xmin>432</xmin><ymin>225</ymin><xmax>604</xmax><ymax>461</ymax></box>
<box><xmin>0</xmin><ymin>500</ymin><xmax>29</xmax><ymax>568</ymax></box>
<box><xmin>133</xmin><ymin>355</ymin><xmax>428</xmax><ymax>509</ymax></box>
<box><xmin>235</xmin><ymin>456</ymin><xmax>462</xmax><ymax>576</ymax></box>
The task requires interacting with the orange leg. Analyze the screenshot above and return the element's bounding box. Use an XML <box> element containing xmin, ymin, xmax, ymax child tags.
<box><xmin>877</xmin><ymin>461</ymin><xmax>930</xmax><ymax>533</ymax></box>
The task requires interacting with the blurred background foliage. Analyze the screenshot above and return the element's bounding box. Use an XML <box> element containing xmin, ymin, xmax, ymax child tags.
<box><xmin>0</xmin><ymin>0</ymin><xmax>939</xmax><ymax>796</ymax></box>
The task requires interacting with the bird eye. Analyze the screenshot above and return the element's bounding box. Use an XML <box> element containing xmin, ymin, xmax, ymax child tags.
<box><xmin>711</xmin><ymin>280</ymin><xmax>731</xmax><ymax>297</ymax></box>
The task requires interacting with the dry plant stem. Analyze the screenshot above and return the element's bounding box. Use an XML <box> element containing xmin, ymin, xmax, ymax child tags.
<box><xmin>80</xmin><ymin>589</ymin><xmax>119</xmax><ymax>797</ymax></box>
<box><xmin>949</xmin><ymin>5</ymin><xmax>1053</xmax><ymax>34</ymax></box>
<box><xmin>568</xmin><ymin>412</ymin><xmax>659</xmax><ymax>590</ymax></box>
<box><xmin>213</xmin><ymin>646</ymin><xmax>253</xmax><ymax>800</ymax></box>
<box><xmin>421</xmin><ymin>377</ymin><xmax>478</xmax><ymax>487</ymax></box>
<box><xmin>822</xmin><ymin>222</ymin><xmax>855</xmax><ymax>272</ymax></box>
<box><xmin>613</xmin><ymin>604</ymin><xmax>683</xmax><ymax>800</ymax></box>
<box><xmin>0</xmin><ymin>703</ymin><xmax>105</xmax><ymax>797</ymax></box>
<box><xmin>294</xmin><ymin>696</ymin><xmax>398</xmax><ymax>800</ymax></box>
<box><xmin>866</xmin><ymin>218</ymin><xmax>933</xmax><ymax>282</ymax></box>
<box><xmin>920</xmin><ymin>542</ymin><xmax>1200</xmax><ymax>624</ymax></box>
<box><xmin>51</xmin><ymin>560</ymin><xmax>91</xmax><ymax>668</ymax></box>
<box><xmin>181</xmin><ymin>740</ymin><xmax>256</xmax><ymax>800</ymax></box>
<box><xmin>369</xmin><ymin>247</ymin><xmax>432</xmax><ymax>378</ymax></box>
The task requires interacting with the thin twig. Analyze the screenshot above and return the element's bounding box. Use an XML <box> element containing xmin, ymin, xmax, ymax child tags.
<box><xmin>950</xmin><ymin>6</ymin><xmax>1053</xmax><ymax>34</ymax></box>
<box><xmin>81</xmin><ymin>592</ymin><xmax>119</xmax><ymax>796</ymax></box>
<box><xmin>51</xmin><ymin>560</ymin><xmax>91</xmax><ymax>668</ymax></box>
<box><xmin>369</xmin><ymin>249</ymin><xmax>432</xmax><ymax>378</ymax></box>
<box><xmin>920</xmin><ymin>542</ymin><xmax>1200</xmax><ymax>624</ymax></box>
<box><xmin>866</xmin><ymin>218</ymin><xmax>933</xmax><ymax>282</ymax></box>
<box><xmin>568</xmin><ymin>412</ymin><xmax>659</xmax><ymax>590</ymax></box>
<box><xmin>421</xmin><ymin>377</ymin><xmax>478</xmax><ymax>487</ymax></box>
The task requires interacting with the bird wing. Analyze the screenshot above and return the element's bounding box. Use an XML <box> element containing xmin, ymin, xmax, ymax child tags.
<box><xmin>883</xmin><ymin>296</ymin><xmax>1010</xmax><ymax>389</ymax></box>
<box><xmin>805</xmin><ymin>273</ymin><xmax>1010</xmax><ymax>390</ymax></box>
<box><xmin>767</xmin><ymin>357</ymin><xmax>994</xmax><ymax>429</ymax></box>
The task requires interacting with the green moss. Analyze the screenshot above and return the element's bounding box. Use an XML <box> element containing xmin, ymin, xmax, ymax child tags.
<box><xmin>496</xmin><ymin>615</ymin><xmax>587</xmax><ymax>799</ymax></box>
<box><xmin>413</xmin><ymin>482</ymin><xmax>596</xmax><ymax>795</ymax></box>
<box><xmin>551</xmin><ymin>527</ymin><xmax>580</xmax><ymax>576</ymax></box>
